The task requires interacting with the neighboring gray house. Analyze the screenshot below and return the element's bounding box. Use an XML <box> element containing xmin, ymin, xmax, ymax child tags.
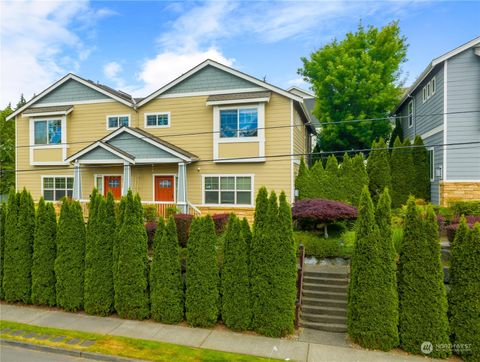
<box><xmin>393</xmin><ymin>37</ymin><xmax>480</xmax><ymax>205</ymax></box>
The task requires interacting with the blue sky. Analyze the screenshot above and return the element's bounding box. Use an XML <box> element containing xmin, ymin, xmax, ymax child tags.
<box><xmin>1</xmin><ymin>0</ymin><xmax>478</xmax><ymax>106</ymax></box>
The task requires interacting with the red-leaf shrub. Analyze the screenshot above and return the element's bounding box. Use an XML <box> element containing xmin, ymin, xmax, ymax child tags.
<box><xmin>145</xmin><ymin>221</ymin><xmax>157</xmax><ymax>250</ymax></box>
<box><xmin>174</xmin><ymin>213</ymin><xmax>194</xmax><ymax>247</ymax></box>
<box><xmin>292</xmin><ymin>199</ymin><xmax>357</xmax><ymax>223</ymax></box>
<box><xmin>437</xmin><ymin>214</ymin><xmax>446</xmax><ymax>233</ymax></box>
<box><xmin>450</xmin><ymin>215</ymin><xmax>480</xmax><ymax>225</ymax></box>
<box><xmin>212</xmin><ymin>213</ymin><xmax>229</xmax><ymax>235</ymax></box>
<box><xmin>446</xmin><ymin>221</ymin><xmax>477</xmax><ymax>242</ymax></box>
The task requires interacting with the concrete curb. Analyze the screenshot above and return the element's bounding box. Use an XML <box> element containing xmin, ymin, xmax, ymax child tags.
<box><xmin>0</xmin><ymin>339</ymin><xmax>144</xmax><ymax>362</ymax></box>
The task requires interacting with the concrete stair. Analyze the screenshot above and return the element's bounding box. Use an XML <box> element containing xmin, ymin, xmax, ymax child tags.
<box><xmin>300</xmin><ymin>269</ymin><xmax>349</xmax><ymax>333</ymax></box>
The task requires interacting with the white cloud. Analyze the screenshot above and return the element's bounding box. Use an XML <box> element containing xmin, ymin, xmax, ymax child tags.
<box><xmin>0</xmin><ymin>0</ymin><xmax>113</xmax><ymax>106</ymax></box>
<box><xmin>104</xmin><ymin>61</ymin><xmax>122</xmax><ymax>79</ymax></box>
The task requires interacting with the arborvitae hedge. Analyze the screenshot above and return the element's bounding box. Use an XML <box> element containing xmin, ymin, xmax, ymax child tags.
<box><xmin>55</xmin><ymin>199</ymin><xmax>86</xmax><ymax>311</ymax></box>
<box><xmin>85</xmin><ymin>194</ymin><xmax>116</xmax><ymax>316</ymax></box>
<box><xmin>114</xmin><ymin>190</ymin><xmax>149</xmax><ymax>320</ymax></box>
<box><xmin>348</xmin><ymin>187</ymin><xmax>398</xmax><ymax>350</ymax></box>
<box><xmin>412</xmin><ymin>135</ymin><xmax>430</xmax><ymax>201</ymax></box>
<box><xmin>84</xmin><ymin>191</ymin><xmax>101</xmax><ymax>314</ymax></box>
<box><xmin>367</xmin><ymin>138</ymin><xmax>391</xmax><ymax>203</ymax></box>
<box><xmin>388</xmin><ymin>118</ymin><xmax>404</xmax><ymax>151</ymax></box>
<box><xmin>449</xmin><ymin>219</ymin><xmax>480</xmax><ymax>361</ymax></box>
<box><xmin>0</xmin><ymin>202</ymin><xmax>5</xmax><ymax>299</ymax></box>
<box><xmin>113</xmin><ymin>194</ymin><xmax>125</xmax><ymax>293</ymax></box>
<box><xmin>12</xmin><ymin>189</ymin><xmax>35</xmax><ymax>303</ymax></box>
<box><xmin>150</xmin><ymin>216</ymin><xmax>184</xmax><ymax>324</ymax></box>
<box><xmin>398</xmin><ymin>199</ymin><xmax>450</xmax><ymax>358</ymax></box>
<box><xmin>31</xmin><ymin>198</ymin><xmax>57</xmax><ymax>306</ymax></box>
<box><xmin>251</xmin><ymin>190</ymin><xmax>296</xmax><ymax>337</ymax></box>
<box><xmin>241</xmin><ymin>217</ymin><xmax>252</xmax><ymax>262</ymax></box>
<box><xmin>324</xmin><ymin>155</ymin><xmax>340</xmax><ymax>200</ymax></box>
<box><xmin>295</xmin><ymin>157</ymin><xmax>312</xmax><ymax>199</ymax></box>
<box><xmin>221</xmin><ymin>214</ymin><xmax>251</xmax><ymax>330</ymax></box>
<box><xmin>186</xmin><ymin>215</ymin><xmax>219</xmax><ymax>327</ymax></box>
<box><xmin>351</xmin><ymin>154</ymin><xmax>369</xmax><ymax>206</ymax></box>
<box><xmin>391</xmin><ymin>137</ymin><xmax>415</xmax><ymax>208</ymax></box>
<box><xmin>3</xmin><ymin>189</ymin><xmax>19</xmax><ymax>302</ymax></box>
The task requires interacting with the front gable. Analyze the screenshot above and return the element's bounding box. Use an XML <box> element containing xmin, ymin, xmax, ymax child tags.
<box><xmin>36</xmin><ymin>79</ymin><xmax>111</xmax><ymax>105</ymax></box>
<box><xmin>163</xmin><ymin>65</ymin><xmax>261</xmax><ymax>95</ymax></box>
<box><xmin>107</xmin><ymin>132</ymin><xmax>179</xmax><ymax>160</ymax></box>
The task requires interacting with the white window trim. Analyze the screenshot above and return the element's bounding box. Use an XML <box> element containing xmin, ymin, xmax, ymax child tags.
<box><xmin>106</xmin><ymin>114</ymin><xmax>131</xmax><ymax>130</ymax></box>
<box><xmin>144</xmin><ymin>112</ymin><xmax>171</xmax><ymax>129</ymax></box>
<box><xmin>201</xmin><ymin>174</ymin><xmax>255</xmax><ymax>207</ymax></box>
<box><xmin>93</xmin><ymin>174</ymin><xmax>123</xmax><ymax>197</ymax></box>
<box><xmin>428</xmin><ymin>147</ymin><xmax>435</xmax><ymax>182</ymax></box>
<box><xmin>41</xmin><ymin>175</ymin><xmax>74</xmax><ymax>202</ymax></box>
<box><xmin>407</xmin><ymin>100</ymin><xmax>414</xmax><ymax>128</ymax></box>
<box><xmin>213</xmin><ymin>103</ymin><xmax>265</xmax><ymax>162</ymax></box>
<box><xmin>152</xmin><ymin>173</ymin><xmax>177</xmax><ymax>204</ymax></box>
<box><xmin>29</xmin><ymin>116</ymin><xmax>68</xmax><ymax>166</ymax></box>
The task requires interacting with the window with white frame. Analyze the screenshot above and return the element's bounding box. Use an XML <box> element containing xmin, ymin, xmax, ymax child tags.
<box><xmin>220</xmin><ymin>108</ymin><xmax>258</xmax><ymax>138</ymax></box>
<box><xmin>204</xmin><ymin>176</ymin><xmax>252</xmax><ymax>205</ymax></box>
<box><xmin>107</xmin><ymin>115</ymin><xmax>130</xmax><ymax>129</ymax></box>
<box><xmin>34</xmin><ymin>119</ymin><xmax>62</xmax><ymax>145</ymax></box>
<box><xmin>145</xmin><ymin>112</ymin><xmax>170</xmax><ymax>128</ymax></box>
<box><xmin>407</xmin><ymin>100</ymin><xmax>414</xmax><ymax>128</ymax></box>
<box><xmin>429</xmin><ymin>148</ymin><xmax>434</xmax><ymax>181</ymax></box>
<box><xmin>422</xmin><ymin>76</ymin><xmax>436</xmax><ymax>103</ymax></box>
<box><xmin>43</xmin><ymin>176</ymin><xmax>74</xmax><ymax>201</ymax></box>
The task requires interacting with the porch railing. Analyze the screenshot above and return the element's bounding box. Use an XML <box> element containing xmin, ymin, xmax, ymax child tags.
<box><xmin>295</xmin><ymin>243</ymin><xmax>305</xmax><ymax>329</ymax></box>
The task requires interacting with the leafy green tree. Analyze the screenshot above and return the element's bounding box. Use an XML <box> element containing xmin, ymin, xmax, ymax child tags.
<box><xmin>299</xmin><ymin>22</ymin><xmax>406</xmax><ymax>152</ymax></box>
<box><xmin>449</xmin><ymin>219</ymin><xmax>480</xmax><ymax>361</ymax></box>
<box><xmin>151</xmin><ymin>216</ymin><xmax>184</xmax><ymax>324</ymax></box>
<box><xmin>389</xmin><ymin>118</ymin><xmax>404</xmax><ymax>151</ymax></box>
<box><xmin>221</xmin><ymin>214</ymin><xmax>251</xmax><ymax>330</ymax></box>
<box><xmin>350</xmin><ymin>153</ymin><xmax>369</xmax><ymax>206</ymax></box>
<box><xmin>186</xmin><ymin>215</ymin><xmax>219</xmax><ymax>327</ymax></box>
<box><xmin>55</xmin><ymin>199</ymin><xmax>86</xmax><ymax>311</ymax></box>
<box><xmin>114</xmin><ymin>191</ymin><xmax>149</xmax><ymax>319</ymax></box>
<box><xmin>412</xmin><ymin>135</ymin><xmax>430</xmax><ymax>201</ymax></box>
<box><xmin>398</xmin><ymin>199</ymin><xmax>450</xmax><ymax>358</ymax></box>
<box><xmin>31</xmin><ymin>199</ymin><xmax>57</xmax><ymax>306</ymax></box>
<box><xmin>0</xmin><ymin>105</ymin><xmax>15</xmax><ymax>195</ymax></box>
<box><xmin>2</xmin><ymin>190</ymin><xmax>19</xmax><ymax>301</ymax></box>
<box><xmin>367</xmin><ymin>138</ymin><xmax>391</xmax><ymax>202</ymax></box>
<box><xmin>84</xmin><ymin>194</ymin><xmax>116</xmax><ymax>316</ymax></box>
<box><xmin>348</xmin><ymin>187</ymin><xmax>398</xmax><ymax>350</ymax></box>
<box><xmin>0</xmin><ymin>202</ymin><xmax>6</xmax><ymax>299</ymax></box>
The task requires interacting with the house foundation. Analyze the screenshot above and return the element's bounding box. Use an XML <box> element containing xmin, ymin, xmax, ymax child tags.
<box><xmin>440</xmin><ymin>181</ymin><xmax>480</xmax><ymax>206</ymax></box>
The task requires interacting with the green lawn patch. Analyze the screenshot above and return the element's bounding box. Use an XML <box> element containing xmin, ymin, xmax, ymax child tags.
<box><xmin>0</xmin><ymin>320</ymin><xmax>274</xmax><ymax>361</ymax></box>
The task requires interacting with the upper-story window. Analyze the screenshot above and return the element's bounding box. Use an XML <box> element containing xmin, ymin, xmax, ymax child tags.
<box><xmin>422</xmin><ymin>76</ymin><xmax>436</xmax><ymax>103</ymax></box>
<box><xmin>145</xmin><ymin>112</ymin><xmax>170</xmax><ymax>128</ymax></box>
<box><xmin>220</xmin><ymin>108</ymin><xmax>258</xmax><ymax>138</ymax></box>
<box><xmin>107</xmin><ymin>115</ymin><xmax>130</xmax><ymax>130</ymax></box>
<box><xmin>407</xmin><ymin>100</ymin><xmax>414</xmax><ymax>128</ymax></box>
<box><xmin>34</xmin><ymin>119</ymin><xmax>62</xmax><ymax>145</ymax></box>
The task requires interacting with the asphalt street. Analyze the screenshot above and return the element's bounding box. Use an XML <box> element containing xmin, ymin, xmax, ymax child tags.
<box><xmin>0</xmin><ymin>345</ymin><xmax>97</xmax><ymax>362</ymax></box>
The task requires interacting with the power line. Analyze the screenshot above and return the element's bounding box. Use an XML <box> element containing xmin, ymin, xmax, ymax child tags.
<box><xmin>4</xmin><ymin>140</ymin><xmax>480</xmax><ymax>174</ymax></box>
<box><xmin>12</xmin><ymin>109</ymin><xmax>480</xmax><ymax>150</ymax></box>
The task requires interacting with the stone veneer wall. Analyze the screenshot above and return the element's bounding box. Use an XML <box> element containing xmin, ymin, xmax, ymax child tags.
<box><xmin>440</xmin><ymin>181</ymin><xmax>480</xmax><ymax>206</ymax></box>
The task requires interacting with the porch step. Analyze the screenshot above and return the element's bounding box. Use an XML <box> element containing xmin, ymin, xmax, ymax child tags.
<box><xmin>300</xmin><ymin>320</ymin><xmax>347</xmax><ymax>333</ymax></box>
<box><xmin>301</xmin><ymin>304</ymin><xmax>347</xmax><ymax>317</ymax></box>
<box><xmin>303</xmin><ymin>276</ymin><xmax>349</xmax><ymax>286</ymax></box>
<box><xmin>301</xmin><ymin>312</ymin><xmax>347</xmax><ymax>324</ymax></box>
<box><xmin>302</xmin><ymin>290</ymin><xmax>347</xmax><ymax>300</ymax></box>
<box><xmin>303</xmin><ymin>283</ymin><xmax>348</xmax><ymax>293</ymax></box>
<box><xmin>301</xmin><ymin>297</ymin><xmax>347</xmax><ymax>309</ymax></box>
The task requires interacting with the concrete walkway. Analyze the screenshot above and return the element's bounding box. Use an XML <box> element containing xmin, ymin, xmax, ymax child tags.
<box><xmin>1</xmin><ymin>304</ymin><xmax>444</xmax><ymax>362</ymax></box>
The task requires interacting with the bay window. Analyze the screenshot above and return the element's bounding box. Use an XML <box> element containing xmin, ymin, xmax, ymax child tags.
<box><xmin>204</xmin><ymin>175</ymin><xmax>253</xmax><ymax>205</ymax></box>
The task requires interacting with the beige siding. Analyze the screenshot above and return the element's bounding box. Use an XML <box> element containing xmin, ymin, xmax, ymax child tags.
<box><xmin>33</xmin><ymin>148</ymin><xmax>63</xmax><ymax>162</ymax></box>
<box><xmin>17</xmin><ymin>93</ymin><xmax>294</xmax><ymax>208</ymax></box>
<box><xmin>218</xmin><ymin>142</ymin><xmax>259</xmax><ymax>158</ymax></box>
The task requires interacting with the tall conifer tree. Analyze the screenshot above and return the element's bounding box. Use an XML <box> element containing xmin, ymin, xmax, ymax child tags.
<box><xmin>2</xmin><ymin>190</ymin><xmax>19</xmax><ymax>302</ymax></box>
<box><xmin>367</xmin><ymin>138</ymin><xmax>391</xmax><ymax>202</ymax></box>
<box><xmin>412</xmin><ymin>135</ymin><xmax>430</xmax><ymax>201</ymax></box>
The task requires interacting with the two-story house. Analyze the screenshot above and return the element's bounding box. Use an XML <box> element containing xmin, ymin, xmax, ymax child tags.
<box><xmin>393</xmin><ymin>37</ymin><xmax>480</xmax><ymax>205</ymax></box>
<box><xmin>7</xmin><ymin>60</ymin><xmax>315</xmax><ymax>219</ymax></box>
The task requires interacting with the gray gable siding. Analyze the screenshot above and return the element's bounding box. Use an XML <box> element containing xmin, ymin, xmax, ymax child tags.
<box><xmin>163</xmin><ymin>65</ymin><xmax>261</xmax><ymax>95</ymax></box>
<box><xmin>398</xmin><ymin>64</ymin><xmax>444</xmax><ymax>142</ymax></box>
<box><xmin>446</xmin><ymin>47</ymin><xmax>480</xmax><ymax>180</ymax></box>
<box><xmin>81</xmin><ymin>147</ymin><xmax>123</xmax><ymax>161</ymax></box>
<box><xmin>36</xmin><ymin>79</ymin><xmax>110</xmax><ymax>105</ymax></box>
<box><xmin>107</xmin><ymin>133</ymin><xmax>177</xmax><ymax>160</ymax></box>
<box><xmin>424</xmin><ymin>131</ymin><xmax>444</xmax><ymax>205</ymax></box>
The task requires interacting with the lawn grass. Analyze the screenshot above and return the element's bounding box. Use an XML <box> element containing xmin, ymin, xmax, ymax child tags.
<box><xmin>0</xmin><ymin>320</ymin><xmax>274</xmax><ymax>361</ymax></box>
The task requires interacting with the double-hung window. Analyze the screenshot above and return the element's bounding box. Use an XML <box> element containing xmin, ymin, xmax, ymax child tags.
<box><xmin>43</xmin><ymin>176</ymin><xmax>74</xmax><ymax>201</ymax></box>
<box><xmin>34</xmin><ymin>119</ymin><xmax>62</xmax><ymax>145</ymax></box>
<box><xmin>145</xmin><ymin>112</ymin><xmax>170</xmax><ymax>128</ymax></box>
<box><xmin>107</xmin><ymin>115</ymin><xmax>130</xmax><ymax>129</ymax></box>
<box><xmin>220</xmin><ymin>108</ymin><xmax>258</xmax><ymax>138</ymax></box>
<box><xmin>204</xmin><ymin>176</ymin><xmax>253</xmax><ymax>205</ymax></box>
<box><xmin>407</xmin><ymin>100</ymin><xmax>414</xmax><ymax>128</ymax></box>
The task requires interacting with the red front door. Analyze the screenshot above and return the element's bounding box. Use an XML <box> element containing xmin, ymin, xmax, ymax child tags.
<box><xmin>155</xmin><ymin>176</ymin><xmax>175</xmax><ymax>202</ymax></box>
<box><xmin>104</xmin><ymin>176</ymin><xmax>122</xmax><ymax>200</ymax></box>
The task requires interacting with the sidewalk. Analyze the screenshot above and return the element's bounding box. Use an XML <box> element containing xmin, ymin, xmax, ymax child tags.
<box><xmin>1</xmin><ymin>304</ymin><xmax>440</xmax><ymax>362</ymax></box>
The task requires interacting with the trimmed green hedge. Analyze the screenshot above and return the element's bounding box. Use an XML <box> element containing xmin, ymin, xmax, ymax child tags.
<box><xmin>31</xmin><ymin>198</ymin><xmax>57</xmax><ymax>306</ymax></box>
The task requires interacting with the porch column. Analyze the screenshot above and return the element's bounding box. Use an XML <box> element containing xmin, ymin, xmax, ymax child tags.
<box><xmin>122</xmin><ymin>162</ymin><xmax>131</xmax><ymax>196</ymax></box>
<box><xmin>177</xmin><ymin>162</ymin><xmax>188</xmax><ymax>213</ymax></box>
<box><xmin>73</xmin><ymin>160</ymin><xmax>82</xmax><ymax>200</ymax></box>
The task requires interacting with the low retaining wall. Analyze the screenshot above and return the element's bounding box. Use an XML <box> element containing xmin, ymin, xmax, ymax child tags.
<box><xmin>440</xmin><ymin>181</ymin><xmax>480</xmax><ymax>206</ymax></box>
